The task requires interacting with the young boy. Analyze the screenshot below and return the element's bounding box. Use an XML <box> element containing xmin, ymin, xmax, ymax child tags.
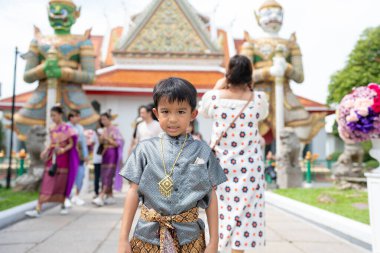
<box><xmin>118</xmin><ymin>77</ymin><xmax>227</xmax><ymax>252</ymax></box>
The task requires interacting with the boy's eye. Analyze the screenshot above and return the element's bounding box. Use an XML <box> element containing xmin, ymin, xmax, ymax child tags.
<box><xmin>179</xmin><ymin>111</ymin><xmax>186</xmax><ymax>114</ymax></box>
<box><xmin>160</xmin><ymin>110</ymin><xmax>168</xmax><ymax>114</ymax></box>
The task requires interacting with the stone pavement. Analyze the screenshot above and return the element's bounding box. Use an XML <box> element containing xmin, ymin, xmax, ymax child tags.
<box><xmin>0</xmin><ymin>191</ymin><xmax>369</xmax><ymax>253</ymax></box>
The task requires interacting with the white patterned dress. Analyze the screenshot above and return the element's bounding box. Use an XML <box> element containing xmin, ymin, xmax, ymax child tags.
<box><xmin>199</xmin><ymin>90</ymin><xmax>269</xmax><ymax>251</ymax></box>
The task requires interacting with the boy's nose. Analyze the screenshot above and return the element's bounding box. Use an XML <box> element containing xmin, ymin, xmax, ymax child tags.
<box><xmin>168</xmin><ymin>115</ymin><xmax>177</xmax><ymax>122</ymax></box>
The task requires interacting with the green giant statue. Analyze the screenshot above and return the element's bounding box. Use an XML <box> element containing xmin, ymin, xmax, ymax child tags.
<box><xmin>13</xmin><ymin>0</ymin><xmax>98</xmax><ymax>140</ymax></box>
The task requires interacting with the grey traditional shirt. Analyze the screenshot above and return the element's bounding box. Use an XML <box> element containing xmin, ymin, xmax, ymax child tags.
<box><xmin>120</xmin><ymin>132</ymin><xmax>227</xmax><ymax>245</ymax></box>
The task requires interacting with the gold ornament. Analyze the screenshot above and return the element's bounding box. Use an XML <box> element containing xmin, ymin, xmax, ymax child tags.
<box><xmin>158</xmin><ymin>134</ymin><xmax>188</xmax><ymax>197</ymax></box>
<box><xmin>159</xmin><ymin>175</ymin><xmax>174</xmax><ymax>198</ymax></box>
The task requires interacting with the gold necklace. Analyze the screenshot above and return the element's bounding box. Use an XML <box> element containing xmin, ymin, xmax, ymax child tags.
<box><xmin>159</xmin><ymin>134</ymin><xmax>188</xmax><ymax>197</ymax></box>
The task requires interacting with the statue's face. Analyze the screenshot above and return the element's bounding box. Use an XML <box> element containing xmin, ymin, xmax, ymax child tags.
<box><xmin>258</xmin><ymin>7</ymin><xmax>283</xmax><ymax>34</ymax></box>
<box><xmin>48</xmin><ymin>3</ymin><xmax>78</xmax><ymax>34</ymax></box>
<box><xmin>27</xmin><ymin>126</ymin><xmax>47</xmax><ymax>150</ymax></box>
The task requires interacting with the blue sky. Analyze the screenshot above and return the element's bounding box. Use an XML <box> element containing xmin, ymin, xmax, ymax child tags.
<box><xmin>0</xmin><ymin>0</ymin><xmax>379</xmax><ymax>104</ymax></box>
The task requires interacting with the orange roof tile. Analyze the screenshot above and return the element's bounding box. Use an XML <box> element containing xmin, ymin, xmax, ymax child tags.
<box><xmin>90</xmin><ymin>35</ymin><xmax>103</xmax><ymax>70</ymax></box>
<box><xmin>296</xmin><ymin>96</ymin><xmax>328</xmax><ymax>108</ymax></box>
<box><xmin>218</xmin><ymin>29</ymin><xmax>230</xmax><ymax>67</ymax></box>
<box><xmin>234</xmin><ymin>39</ymin><xmax>245</xmax><ymax>53</ymax></box>
<box><xmin>95</xmin><ymin>69</ymin><xmax>223</xmax><ymax>89</ymax></box>
<box><xmin>0</xmin><ymin>91</ymin><xmax>33</xmax><ymax>104</ymax></box>
<box><xmin>104</xmin><ymin>27</ymin><xmax>124</xmax><ymax>67</ymax></box>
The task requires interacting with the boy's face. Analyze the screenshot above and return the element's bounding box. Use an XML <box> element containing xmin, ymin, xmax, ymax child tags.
<box><xmin>153</xmin><ymin>98</ymin><xmax>198</xmax><ymax>137</ymax></box>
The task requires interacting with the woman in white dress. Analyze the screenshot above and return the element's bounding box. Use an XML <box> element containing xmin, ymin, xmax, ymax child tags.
<box><xmin>199</xmin><ymin>55</ymin><xmax>269</xmax><ymax>252</ymax></box>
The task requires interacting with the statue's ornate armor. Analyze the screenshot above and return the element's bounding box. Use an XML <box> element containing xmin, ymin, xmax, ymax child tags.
<box><xmin>241</xmin><ymin>33</ymin><xmax>323</xmax><ymax>143</ymax></box>
<box><xmin>14</xmin><ymin>28</ymin><xmax>99</xmax><ymax>140</ymax></box>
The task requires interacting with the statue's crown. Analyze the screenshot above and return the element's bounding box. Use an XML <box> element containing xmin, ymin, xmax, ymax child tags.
<box><xmin>49</xmin><ymin>0</ymin><xmax>76</xmax><ymax>8</ymax></box>
<box><xmin>259</xmin><ymin>0</ymin><xmax>283</xmax><ymax>11</ymax></box>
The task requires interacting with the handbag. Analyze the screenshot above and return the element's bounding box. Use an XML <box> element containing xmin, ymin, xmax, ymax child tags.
<box><xmin>211</xmin><ymin>93</ymin><xmax>253</xmax><ymax>155</ymax></box>
<box><xmin>48</xmin><ymin>152</ymin><xmax>58</xmax><ymax>177</ymax></box>
<box><xmin>96</xmin><ymin>144</ymin><xmax>104</xmax><ymax>155</ymax></box>
<box><xmin>48</xmin><ymin>163</ymin><xmax>58</xmax><ymax>177</ymax></box>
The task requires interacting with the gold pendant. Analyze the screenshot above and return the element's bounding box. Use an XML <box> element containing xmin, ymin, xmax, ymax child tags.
<box><xmin>159</xmin><ymin>175</ymin><xmax>173</xmax><ymax>197</ymax></box>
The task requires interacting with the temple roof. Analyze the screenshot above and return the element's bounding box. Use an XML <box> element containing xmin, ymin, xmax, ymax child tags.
<box><xmin>113</xmin><ymin>0</ymin><xmax>222</xmax><ymax>59</ymax></box>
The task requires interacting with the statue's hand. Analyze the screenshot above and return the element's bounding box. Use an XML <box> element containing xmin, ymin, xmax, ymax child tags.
<box><xmin>270</xmin><ymin>56</ymin><xmax>287</xmax><ymax>78</ymax></box>
<box><xmin>44</xmin><ymin>59</ymin><xmax>62</xmax><ymax>79</ymax></box>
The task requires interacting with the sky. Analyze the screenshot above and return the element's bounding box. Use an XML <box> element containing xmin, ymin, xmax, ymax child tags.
<box><xmin>0</xmin><ymin>0</ymin><xmax>379</xmax><ymax>104</ymax></box>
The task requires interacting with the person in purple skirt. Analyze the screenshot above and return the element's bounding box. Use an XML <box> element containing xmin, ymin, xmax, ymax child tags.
<box><xmin>26</xmin><ymin>105</ymin><xmax>79</xmax><ymax>218</ymax></box>
<box><xmin>92</xmin><ymin>112</ymin><xmax>124</xmax><ymax>206</ymax></box>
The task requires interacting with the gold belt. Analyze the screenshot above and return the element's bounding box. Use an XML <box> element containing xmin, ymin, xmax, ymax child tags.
<box><xmin>140</xmin><ymin>205</ymin><xmax>199</xmax><ymax>253</ymax></box>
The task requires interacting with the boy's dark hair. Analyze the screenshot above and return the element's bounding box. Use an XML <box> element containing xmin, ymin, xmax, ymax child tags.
<box><xmin>68</xmin><ymin>109</ymin><xmax>80</xmax><ymax>120</ymax></box>
<box><xmin>51</xmin><ymin>105</ymin><xmax>64</xmax><ymax>115</ymax></box>
<box><xmin>153</xmin><ymin>77</ymin><xmax>197</xmax><ymax>110</ymax></box>
<box><xmin>226</xmin><ymin>55</ymin><xmax>253</xmax><ymax>86</ymax></box>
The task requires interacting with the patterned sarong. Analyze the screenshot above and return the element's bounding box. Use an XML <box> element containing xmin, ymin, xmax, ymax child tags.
<box><xmin>130</xmin><ymin>205</ymin><xmax>206</xmax><ymax>253</ymax></box>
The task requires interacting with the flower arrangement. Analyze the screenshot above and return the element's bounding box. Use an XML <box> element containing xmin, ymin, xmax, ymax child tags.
<box><xmin>336</xmin><ymin>83</ymin><xmax>380</xmax><ymax>142</ymax></box>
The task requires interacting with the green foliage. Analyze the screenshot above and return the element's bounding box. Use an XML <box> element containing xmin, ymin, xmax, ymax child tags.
<box><xmin>327</xmin><ymin>26</ymin><xmax>380</xmax><ymax>104</ymax></box>
<box><xmin>365</xmin><ymin>160</ymin><xmax>379</xmax><ymax>169</ymax></box>
<box><xmin>329</xmin><ymin>151</ymin><xmax>342</xmax><ymax>161</ymax></box>
<box><xmin>331</xmin><ymin>121</ymin><xmax>340</xmax><ymax>138</ymax></box>
<box><xmin>0</xmin><ymin>189</ymin><xmax>38</xmax><ymax>211</ymax></box>
<box><xmin>0</xmin><ymin>121</ymin><xmax>4</xmax><ymax>151</ymax></box>
<box><xmin>274</xmin><ymin>187</ymin><xmax>369</xmax><ymax>224</ymax></box>
<box><xmin>361</xmin><ymin>140</ymin><xmax>373</xmax><ymax>162</ymax></box>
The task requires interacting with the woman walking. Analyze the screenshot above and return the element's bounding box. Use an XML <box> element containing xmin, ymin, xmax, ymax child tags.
<box><xmin>199</xmin><ymin>55</ymin><xmax>269</xmax><ymax>252</ymax></box>
<box><xmin>26</xmin><ymin>105</ymin><xmax>79</xmax><ymax>217</ymax></box>
<box><xmin>92</xmin><ymin>112</ymin><xmax>124</xmax><ymax>206</ymax></box>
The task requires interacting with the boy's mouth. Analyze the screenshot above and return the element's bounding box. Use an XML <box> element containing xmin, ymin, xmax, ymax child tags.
<box><xmin>167</xmin><ymin>126</ymin><xmax>179</xmax><ymax>131</ymax></box>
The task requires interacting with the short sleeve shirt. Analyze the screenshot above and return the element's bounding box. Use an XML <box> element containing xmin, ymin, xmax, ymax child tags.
<box><xmin>135</xmin><ymin>120</ymin><xmax>162</xmax><ymax>142</ymax></box>
<box><xmin>120</xmin><ymin>132</ymin><xmax>227</xmax><ymax>245</ymax></box>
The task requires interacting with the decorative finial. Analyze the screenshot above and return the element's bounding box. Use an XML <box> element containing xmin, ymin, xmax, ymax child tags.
<box><xmin>259</xmin><ymin>0</ymin><xmax>283</xmax><ymax>11</ymax></box>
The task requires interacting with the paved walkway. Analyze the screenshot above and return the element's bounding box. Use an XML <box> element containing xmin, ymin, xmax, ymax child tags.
<box><xmin>0</xmin><ymin>191</ymin><xmax>369</xmax><ymax>253</ymax></box>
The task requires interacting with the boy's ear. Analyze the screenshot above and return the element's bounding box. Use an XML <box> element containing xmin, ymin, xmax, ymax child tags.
<box><xmin>191</xmin><ymin>109</ymin><xmax>198</xmax><ymax>121</ymax></box>
<box><xmin>153</xmin><ymin>108</ymin><xmax>159</xmax><ymax>120</ymax></box>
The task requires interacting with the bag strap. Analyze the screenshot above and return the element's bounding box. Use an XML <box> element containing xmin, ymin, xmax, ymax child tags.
<box><xmin>211</xmin><ymin>92</ymin><xmax>254</xmax><ymax>150</ymax></box>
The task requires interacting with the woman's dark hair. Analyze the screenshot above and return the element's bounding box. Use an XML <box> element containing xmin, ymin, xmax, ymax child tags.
<box><xmin>68</xmin><ymin>109</ymin><xmax>80</xmax><ymax>120</ymax></box>
<box><xmin>100</xmin><ymin>112</ymin><xmax>112</xmax><ymax>119</ymax></box>
<box><xmin>147</xmin><ymin>103</ymin><xmax>158</xmax><ymax>121</ymax></box>
<box><xmin>98</xmin><ymin>118</ymin><xmax>104</xmax><ymax>128</ymax></box>
<box><xmin>51</xmin><ymin>105</ymin><xmax>64</xmax><ymax>114</ymax></box>
<box><xmin>153</xmin><ymin>77</ymin><xmax>197</xmax><ymax>110</ymax></box>
<box><xmin>226</xmin><ymin>55</ymin><xmax>253</xmax><ymax>86</ymax></box>
<box><xmin>138</xmin><ymin>105</ymin><xmax>147</xmax><ymax>115</ymax></box>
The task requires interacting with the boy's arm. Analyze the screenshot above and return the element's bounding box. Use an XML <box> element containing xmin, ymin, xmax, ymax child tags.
<box><xmin>118</xmin><ymin>183</ymin><xmax>139</xmax><ymax>253</ymax></box>
<box><xmin>205</xmin><ymin>188</ymin><xmax>219</xmax><ymax>253</ymax></box>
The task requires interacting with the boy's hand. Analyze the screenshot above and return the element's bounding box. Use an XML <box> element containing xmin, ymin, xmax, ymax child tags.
<box><xmin>204</xmin><ymin>243</ymin><xmax>218</xmax><ymax>253</ymax></box>
<box><xmin>118</xmin><ymin>240</ymin><xmax>132</xmax><ymax>253</ymax></box>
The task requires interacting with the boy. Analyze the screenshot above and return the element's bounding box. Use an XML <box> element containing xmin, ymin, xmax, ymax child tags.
<box><xmin>118</xmin><ymin>77</ymin><xmax>227</xmax><ymax>252</ymax></box>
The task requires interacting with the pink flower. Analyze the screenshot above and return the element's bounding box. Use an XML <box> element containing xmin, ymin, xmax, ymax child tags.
<box><xmin>356</xmin><ymin>107</ymin><xmax>369</xmax><ymax>117</ymax></box>
<box><xmin>369</xmin><ymin>83</ymin><xmax>380</xmax><ymax>93</ymax></box>
<box><xmin>346</xmin><ymin>112</ymin><xmax>359</xmax><ymax>122</ymax></box>
<box><xmin>354</xmin><ymin>98</ymin><xmax>372</xmax><ymax>108</ymax></box>
<box><xmin>336</xmin><ymin>83</ymin><xmax>380</xmax><ymax>143</ymax></box>
<box><xmin>372</xmin><ymin>100</ymin><xmax>380</xmax><ymax>113</ymax></box>
<box><xmin>344</xmin><ymin>99</ymin><xmax>355</xmax><ymax>108</ymax></box>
